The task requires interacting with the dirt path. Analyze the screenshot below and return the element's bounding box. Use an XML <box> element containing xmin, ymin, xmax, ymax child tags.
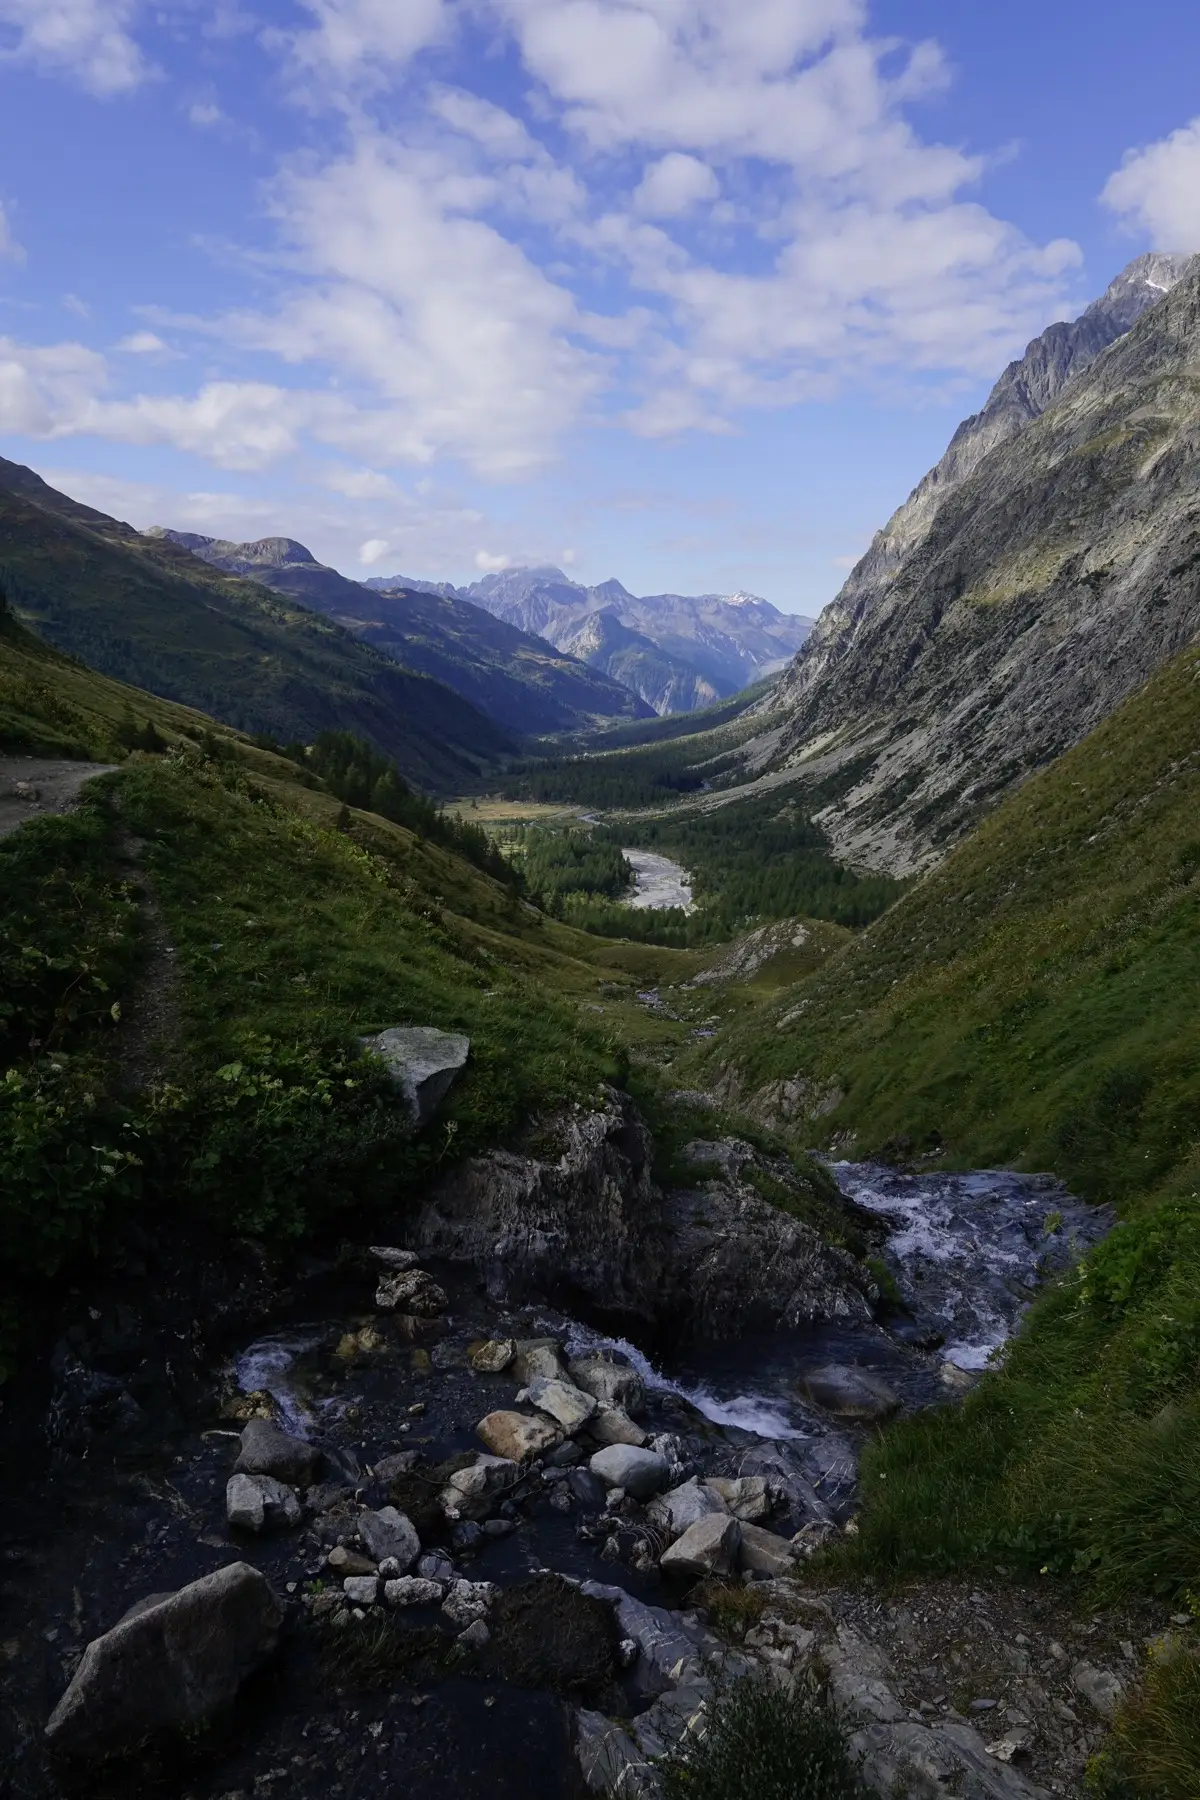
<box><xmin>0</xmin><ymin>757</ymin><xmax>118</xmax><ymax>841</ymax></box>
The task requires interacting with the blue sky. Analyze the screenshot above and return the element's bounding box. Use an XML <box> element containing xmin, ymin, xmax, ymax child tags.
<box><xmin>1</xmin><ymin>1</ymin><xmax>1198</xmax><ymax>614</ymax></box>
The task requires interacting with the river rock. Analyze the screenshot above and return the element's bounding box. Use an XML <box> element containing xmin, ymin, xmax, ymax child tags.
<box><xmin>374</xmin><ymin>1269</ymin><xmax>448</xmax><ymax>1316</ymax></box>
<box><xmin>647</xmin><ymin>1477</ymin><xmax>727</xmax><ymax>1539</ymax></box>
<box><xmin>526</xmin><ymin>1376</ymin><xmax>597</xmax><ymax>1433</ymax></box>
<box><xmin>384</xmin><ymin>1577</ymin><xmax>445</xmax><ymax>1607</ymax></box>
<box><xmin>440</xmin><ymin>1453</ymin><xmax>517</xmax><ymax>1520</ymax></box>
<box><xmin>343</xmin><ymin>1576</ymin><xmax>378</xmax><ymax>1606</ymax></box>
<box><xmin>360</xmin><ymin>1025</ymin><xmax>470</xmax><ymax>1124</ymax></box>
<box><xmin>442</xmin><ymin>1579</ymin><xmax>495</xmax><ymax>1629</ymax></box>
<box><xmin>589</xmin><ymin>1446</ymin><xmax>670</xmax><ymax>1500</ymax></box>
<box><xmin>457</xmin><ymin>1618</ymin><xmax>491</xmax><ymax>1651</ymax></box>
<box><xmin>370</xmin><ymin>1245</ymin><xmax>419</xmax><ymax>1269</ymax></box>
<box><xmin>567</xmin><ymin>1468</ymin><xmax>608</xmax><ymax>1509</ymax></box>
<box><xmin>736</xmin><ymin>1523</ymin><xmax>798</xmax><ymax>1576</ymax></box>
<box><xmin>568</xmin><ymin>1353</ymin><xmax>646</xmax><ymax>1413</ymax></box>
<box><xmin>225</xmin><ymin>1472</ymin><xmax>301</xmax><ymax>1534</ymax></box>
<box><xmin>660</xmin><ymin>1513</ymin><xmax>741</xmax><ymax>1577</ymax></box>
<box><xmin>357</xmin><ymin>1506</ymin><xmax>420</xmax><ymax>1571</ymax></box>
<box><xmin>706</xmin><ymin>1475</ymin><xmax>773</xmax><ymax>1522</ymax></box>
<box><xmin>587</xmin><ymin>1406</ymin><xmax>648</xmax><ymax>1448</ymax></box>
<box><xmin>799</xmin><ymin>1364</ymin><xmax>901</xmax><ymax>1421</ymax></box>
<box><xmin>511</xmin><ymin>1338</ymin><xmax>569</xmax><ymax>1384</ymax></box>
<box><xmin>233</xmin><ymin>1418</ymin><xmax>321</xmax><ymax>1487</ymax></box>
<box><xmin>44</xmin><ymin>1563</ymin><xmax>283</xmax><ymax>1758</ymax></box>
<box><xmin>327</xmin><ymin>1546</ymin><xmax>376</xmax><ymax>1577</ymax></box>
<box><xmin>477</xmin><ymin>1409</ymin><xmax>561</xmax><ymax>1461</ymax></box>
<box><xmin>469</xmin><ymin>1338</ymin><xmax>515</xmax><ymax>1373</ymax></box>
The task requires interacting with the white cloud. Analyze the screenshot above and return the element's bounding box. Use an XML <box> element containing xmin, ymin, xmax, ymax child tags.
<box><xmin>188</xmin><ymin>99</ymin><xmax>223</xmax><ymax>127</ymax></box>
<box><xmin>116</xmin><ymin>329</ymin><xmax>168</xmax><ymax>353</ymax></box>
<box><xmin>0</xmin><ymin>0</ymin><xmax>149</xmax><ymax>94</ymax></box>
<box><xmin>325</xmin><ymin>466</ymin><xmax>396</xmax><ymax>499</ymax></box>
<box><xmin>474</xmin><ymin>549</ymin><xmax>510</xmax><ymax>571</ymax></box>
<box><xmin>0</xmin><ymin>336</ymin><xmax>108</xmax><ymax>435</ymax></box>
<box><xmin>634</xmin><ymin>152</ymin><xmax>718</xmax><ymax>216</ymax></box>
<box><xmin>357</xmin><ymin>536</ymin><xmax>389</xmax><ymax>563</ymax></box>
<box><xmin>1103</xmin><ymin>118</ymin><xmax>1200</xmax><ymax>252</ymax></box>
<box><xmin>287</xmin><ymin>0</ymin><xmax>447</xmax><ymax>85</ymax></box>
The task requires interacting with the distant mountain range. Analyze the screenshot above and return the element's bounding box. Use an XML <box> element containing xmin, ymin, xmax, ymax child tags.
<box><xmin>367</xmin><ymin>567</ymin><xmax>813</xmax><ymax>715</ymax></box>
<box><xmin>145</xmin><ymin>533</ymin><xmax>651</xmax><ymax>736</ymax></box>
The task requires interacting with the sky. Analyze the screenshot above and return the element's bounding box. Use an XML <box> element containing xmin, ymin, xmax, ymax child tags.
<box><xmin>1</xmin><ymin>1</ymin><xmax>1199</xmax><ymax>614</ymax></box>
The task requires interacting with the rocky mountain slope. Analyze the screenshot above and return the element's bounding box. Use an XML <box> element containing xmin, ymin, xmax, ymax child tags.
<box><xmin>149</xmin><ymin>532</ymin><xmax>652</xmax><ymax>735</ymax></box>
<box><xmin>0</xmin><ymin>459</ymin><xmax>511</xmax><ymax>789</ymax></box>
<box><xmin>371</xmin><ymin>565</ymin><xmax>812</xmax><ymax>715</ymax></box>
<box><xmin>750</xmin><ymin>252</ymin><xmax>1200</xmax><ymax>874</ymax></box>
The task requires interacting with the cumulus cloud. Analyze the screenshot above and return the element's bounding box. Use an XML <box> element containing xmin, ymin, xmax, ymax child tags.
<box><xmin>357</xmin><ymin>535</ymin><xmax>389</xmax><ymax>563</ymax></box>
<box><xmin>1103</xmin><ymin>118</ymin><xmax>1200</xmax><ymax>252</ymax></box>
<box><xmin>116</xmin><ymin>329</ymin><xmax>168</xmax><ymax>352</ymax></box>
<box><xmin>0</xmin><ymin>0</ymin><xmax>149</xmax><ymax>93</ymax></box>
<box><xmin>287</xmin><ymin>0</ymin><xmax>448</xmax><ymax>85</ymax></box>
<box><xmin>634</xmin><ymin>152</ymin><xmax>719</xmax><ymax>216</ymax></box>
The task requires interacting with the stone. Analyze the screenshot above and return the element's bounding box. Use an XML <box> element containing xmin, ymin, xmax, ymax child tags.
<box><xmin>342</xmin><ymin>1576</ymin><xmax>378</xmax><ymax>1606</ymax></box>
<box><xmin>441</xmin><ymin>1580</ymin><xmax>495</xmax><ymax>1629</ymax></box>
<box><xmin>451</xmin><ymin>1521</ymin><xmax>484</xmax><ymax>1553</ymax></box>
<box><xmin>568</xmin><ymin>1353</ymin><xmax>646</xmax><ymax>1414</ymax></box>
<box><xmin>476</xmin><ymin>1410</ymin><xmax>561</xmax><ymax>1461</ymax></box>
<box><xmin>468</xmin><ymin>1338</ymin><xmax>515</xmax><ymax>1373</ymax></box>
<box><xmin>589</xmin><ymin>1446</ymin><xmax>670</xmax><ymax>1501</ymax></box>
<box><xmin>359</xmin><ymin>1025</ymin><xmax>470</xmax><ymax>1125</ymax></box>
<box><xmin>567</xmin><ymin>1468</ymin><xmax>608</xmax><ymax>1510</ymax></box>
<box><xmin>526</xmin><ymin>1376</ymin><xmax>597</xmax><ymax>1433</ymax></box>
<box><xmin>335</xmin><ymin>1324</ymin><xmax>388</xmax><ymax>1361</ymax></box>
<box><xmin>373</xmin><ymin>1450</ymin><xmax>419</xmax><ymax>1482</ymax></box>
<box><xmin>44</xmin><ymin>1563</ymin><xmax>283</xmax><ymax>1758</ymax></box>
<box><xmin>374</xmin><ymin>1269</ymin><xmax>448</xmax><ymax>1316</ymax></box>
<box><xmin>384</xmin><ymin>1577</ymin><xmax>444</xmax><ymax>1607</ymax></box>
<box><xmin>233</xmin><ymin>1418</ymin><xmax>321</xmax><ymax>1487</ymax></box>
<box><xmin>736</xmin><ymin>1523</ymin><xmax>798</xmax><ymax>1576</ymax></box>
<box><xmin>456</xmin><ymin>1619</ymin><xmax>490</xmax><ymax>1651</ymax></box>
<box><xmin>587</xmin><ymin>1406</ymin><xmax>648</xmax><ymax>1449</ymax></box>
<box><xmin>1072</xmin><ymin>1661</ymin><xmax>1125</xmax><ymax>1719</ymax></box>
<box><xmin>660</xmin><ymin>1513</ymin><xmax>742</xmax><ymax>1577</ymax></box>
<box><xmin>440</xmin><ymin>1453</ymin><xmax>518</xmax><ymax>1520</ymax></box>
<box><xmin>357</xmin><ymin>1507</ymin><xmax>420</xmax><ymax>1572</ymax></box>
<box><xmin>799</xmin><ymin>1364</ymin><xmax>901</xmax><ymax>1421</ymax></box>
<box><xmin>647</xmin><ymin>1477</ymin><xmax>727</xmax><ymax>1540</ymax></box>
<box><xmin>370</xmin><ymin>1246</ymin><xmax>418</xmax><ymax>1269</ymax></box>
<box><xmin>482</xmin><ymin>1518</ymin><xmax>514</xmax><ymax>1539</ymax></box>
<box><xmin>706</xmin><ymin>1475</ymin><xmax>773</xmax><ymax>1522</ymax></box>
<box><xmin>327</xmin><ymin>1546</ymin><xmax>376</xmax><ymax>1577</ymax></box>
<box><xmin>511</xmin><ymin>1338</ymin><xmax>568</xmax><ymax>1385</ymax></box>
<box><xmin>225</xmin><ymin>1473</ymin><xmax>301</xmax><ymax>1534</ymax></box>
<box><xmin>545</xmin><ymin>1439</ymin><xmax>584</xmax><ymax>1467</ymax></box>
<box><xmin>940</xmin><ymin>1362</ymin><xmax>978</xmax><ymax>1392</ymax></box>
<box><xmin>417</xmin><ymin>1552</ymin><xmax>455</xmax><ymax>1582</ymax></box>
<box><xmin>791</xmin><ymin>1520</ymin><xmax>839</xmax><ymax>1557</ymax></box>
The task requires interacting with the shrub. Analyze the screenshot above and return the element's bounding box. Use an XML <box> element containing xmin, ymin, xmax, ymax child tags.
<box><xmin>657</xmin><ymin>1674</ymin><xmax>868</xmax><ymax>1800</ymax></box>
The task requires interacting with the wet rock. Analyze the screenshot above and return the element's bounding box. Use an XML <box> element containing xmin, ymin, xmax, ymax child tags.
<box><xmin>511</xmin><ymin>1338</ymin><xmax>569</xmax><ymax>1384</ymax></box>
<box><xmin>587</xmin><ymin>1406</ymin><xmax>648</xmax><ymax>1448</ymax></box>
<box><xmin>441</xmin><ymin>1579</ymin><xmax>495</xmax><ymax>1629</ymax></box>
<box><xmin>1072</xmin><ymin>1661</ymin><xmax>1125</xmax><ymax>1719</ymax></box>
<box><xmin>373</xmin><ymin>1450</ymin><xmax>419</xmax><ymax>1482</ymax></box>
<box><xmin>457</xmin><ymin>1619</ymin><xmax>490</xmax><ymax>1651</ymax></box>
<box><xmin>468</xmin><ymin>1338</ymin><xmax>515</xmax><ymax>1373</ymax></box>
<box><xmin>568</xmin><ymin>1353</ymin><xmax>646</xmax><ymax>1414</ymax></box>
<box><xmin>736</xmin><ymin>1523</ymin><xmax>798</xmax><ymax>1576</ymax></box>
<box><xmin>359</xmin><ymin>1025</ymin><xmax>470</xmax><ymax>1124</ymax></box>
<box><xmin>567</xmin><ymin>1468</ymin><xmax>608</xmax><ymax>1510</ymax></box>
<box><xmin>477</xmin><ymin>1409</ymin><xmax>562</xmax><ymax>1461</ymax></box>
<box><xmin>799</xmin><ymin>1364</ymin><xmax>901</xmax><ymax>1421</ymax></box>
<box><xmin>660</xmin><ymin>1513</ymin><xmax>741</xmax><ymax>1577</ymax></box>
<box><xmin>225</xmin><ymin>1473</ymin><xmax>301</xmax><ymax>1534</ymax></box>
<box><xmin>940</xmin><ymin>1361</ymin><xmax>979</xmax><ymax>1392</ymax></box>
<box><xmin>44</xmin><ymin>1563</ymin><xmax>283</xmax><ymax>1758</ymax></box>
<box><xmin>526</xmin><ymin>1376</ymin><xmax>597</xmax><ymax>1433</ymax></box>
<box><xmin>357</xmin><ymin>1506</ymin><xmax>420</xmax><ymax>1571</ymax></box>
<box><xmin>705</xmin><ymin>1475</ymin><xmax>771</xmax><ymax>1521</ymax></box>
<box><xmin>233</xmin><ymin>1418</ymin><xmax>322</xmax><ymax>1487</ymax></box>
<box><xmin>342</xmin><ymin>1576</ymin><xmax>379</xmax><ymax>1606</ymax></box>
<box><xmin>417</xmin><ymin>1552</ymin><xmax>455</xmax><ymax>1582</ymax></box>
<box><xmin>370</xmin><ymin>1245</ymin><xmax>419</xmax><ymax>1270</ymax></box>
<box><xmin>589</xmin><ymin>1446</ymin><xmax>670</xmax><ymax>1500</ymax></box>
<box><xmin>383</xmin><ymin>1577</ymin><xmax>444</xmax><ymax>1607</ymax></box>
<box><xmin>326</xmin><ymin>1546</ymin><xmax>376</xmax><ymax>1577</ymax></box>
<box><xmin>647</xmin><ymin>1477</ymin><xmax>727</xmax><ymax>1539</ymax></box>
<box><xmin>546</xmin><ymin>1439</ymin><xmax>585</xmax><ymax>1467</ymax></box>
<box><xmin>440</xmin><ymin>1453</ymin><xmax>518</xmax><ymax>1520</ymax></box>
<box><xmin>335</xmin><ymin>1323</ymin><xmax>389</xmax><ymax>1361</ymax></box>
<box><xmin>374</xmin><ymin>1269</ymin><xmax>448</xmax><ymax>1316</ymax></box>
<box><xmin>451</xmin><ymin>1521</ymin><xmax>484</xmax><ymax>1553</ymax></box>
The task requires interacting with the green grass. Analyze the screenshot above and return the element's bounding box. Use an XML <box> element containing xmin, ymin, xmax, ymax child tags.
<box><xmin>657</xmin><ymin>1674</ymin><xmax>869</xmax><ymax>1800</ymax></box>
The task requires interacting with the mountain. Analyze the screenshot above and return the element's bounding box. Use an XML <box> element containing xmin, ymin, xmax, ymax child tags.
<box><xmin>745</xmin><ymin>251</ymin><xmax>1200</xmax><ymax>874</ymax></box>
<box><xmin>367</xmin><ymin>565</ymin><xmax>812</xmax><ymax>714</ymax></box>
<box><xmin>148</xmin><ymin>533</ymin><xmax>652</xmax><ymax>735</ymax></box>
<box><xmin>0</xmin><ymin>458</ymin><xmax>511</xmax><ymax>789</ymax></box>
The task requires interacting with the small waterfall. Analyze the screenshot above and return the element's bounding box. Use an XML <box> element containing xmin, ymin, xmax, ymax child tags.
<box><xmin>562</xmin><ymin>1321</ymin><xmax>808</xmax><ymax>1442</ymax></box>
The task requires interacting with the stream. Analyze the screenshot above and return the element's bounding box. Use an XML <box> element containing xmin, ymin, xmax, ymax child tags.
<box><xmin>621</xmin><ymin>849</ymin><xmax>694</xmax><ymax>911</ymax></box>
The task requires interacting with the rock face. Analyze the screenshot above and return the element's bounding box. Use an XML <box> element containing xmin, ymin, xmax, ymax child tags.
<box><xmin>44</xmin><ymin>1563</ymin><xmax>283</xmax><ymax>1758</ymax></box>
<box><xmin>359</xmin><ymin>1026</ymin><xmax>470</xmax><ymax>1125</ymax></box>
<box><xmin>741</xmin><ymin>252</ymin><xmax>1200</xmax><ymax>875</ymax></box>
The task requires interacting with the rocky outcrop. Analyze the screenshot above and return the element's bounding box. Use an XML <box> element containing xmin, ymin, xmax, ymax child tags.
<box><xmin>741</xmin><ymin>252</ymin><xmax>1200</xmax><ymax>874</ymax></box>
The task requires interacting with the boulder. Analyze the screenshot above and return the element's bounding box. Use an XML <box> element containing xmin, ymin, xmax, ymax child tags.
<box><xmin>587</xmin><ymin>1406</ymin><xmax>648</xmax><ymax>1449</ymax></box>
<box><xmin>799</xmin><ymin>1364</ymin><xmax>901</xmax><ymax>1421</ymax></box>
<box><xmin>374</xmin><ymin>1269</ymin><xmax>448</xmax><ymax>1316</ymax></box>
<box><xmin>477</xmin><ymin>1410</ymin><xmax>562</xmax><ymax>1461</ymax></box>
<box><xmin>225</xmin><ymin>1472</ymin><xmax>301</xmax><ymax>1534</ymax></box>
<box><xmin>441</xmin><ymin>1579</ymin><xmax>496</xmax><ymax>1629</ymax></box>
<box><xmin>357</xmin><ymin>1506</ymin><xmax>420</xmax><ymax>1572</ymax></box>
<box><xmin>589</xmin><ymin>1446</ymin><xmax>670</xmax><ymax>1500</ymax></box>
<box><xmin>440</xmin><ymin>1454</ymin><xmax>518</xmax><ymax>1520</ymax></box>
<box><xmin>568</xmin><ymin>1353</ymin><xmax>646</xmax><ymax>1414</ymax></box>
<box><xmin>327</xmin><ymin>1546</ymin><xmax>376</xmax><ymax>1577</ymax></box>
<box><xmin>44</xmin><ymin>1563</ymin><xmax>282</xmax><ymax>1758</ymax></box>
<box><xmin>384</xmin><ymin>1577</ymin><xmax>445</xmax><ymax>1607</ymax></box>
<box><xmin>511</xmin><ymin>1338</ymin><xmax>568</xmax><ymax>1384</ymax></box>
<box><xmin>706</xmin><ymin>1475</ymin><xmax>773</xmax><ymax>1522</ymax></box>
<box><xmin>370</xmin><ymin>1246</ymin><xmax>419</xmax><ymax>1269</ymax></box>
<box><xmin>736</xmin><ymin>1523</ymin><xmax>798</xmax><ymax>1576</ymax></box>
<box><xmin>233</xmin><ymin>1418</ymin><xmax>321</xmax><ymax>1488</ymax></box>
<box><xmin>469</xmin><ymin>1338</ymin><xmax>515</xmax><ymax>1373</ymax></box>
<box><xmin>359</xmin><ymin>1025</ymin><xmax>470</xmax><ymax>1125</ymax></box>
<box><xmin>342</xmin><ymin>1576</ymin><xmax>379</xmax><ymax>1606</ymax></box>
<box><xmin>648</xmin><ymin>1478</ymin><xmax>727</xmax><ymax>1540</ymax></box>
<box><xmin>526</xmin><ymin>1376</ymin><xmax>597</xmax><ymax>1433</ymax></box>
<box><xmin>660</xmin><ymin>1514</ymin><xmax>742</xmax><ymax>1578</ymax></box>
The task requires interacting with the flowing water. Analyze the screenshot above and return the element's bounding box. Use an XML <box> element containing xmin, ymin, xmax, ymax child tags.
<box><xmin>621</xmin><ymin>849</ymin><xmax>694</xmax><ymax>911</ymax></box>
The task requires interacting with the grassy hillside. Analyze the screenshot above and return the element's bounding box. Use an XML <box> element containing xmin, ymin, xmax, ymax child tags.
<box><xmin>0</xmin><ymin>458</ymin><xmax>510</xmax><ymax>789</ymax></box>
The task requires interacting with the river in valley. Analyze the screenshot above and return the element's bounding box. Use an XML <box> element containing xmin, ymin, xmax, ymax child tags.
<box><xmin>621</xmin><ymin>849</ymin><xmax>693</xmax><ymax>911</ymax></box>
